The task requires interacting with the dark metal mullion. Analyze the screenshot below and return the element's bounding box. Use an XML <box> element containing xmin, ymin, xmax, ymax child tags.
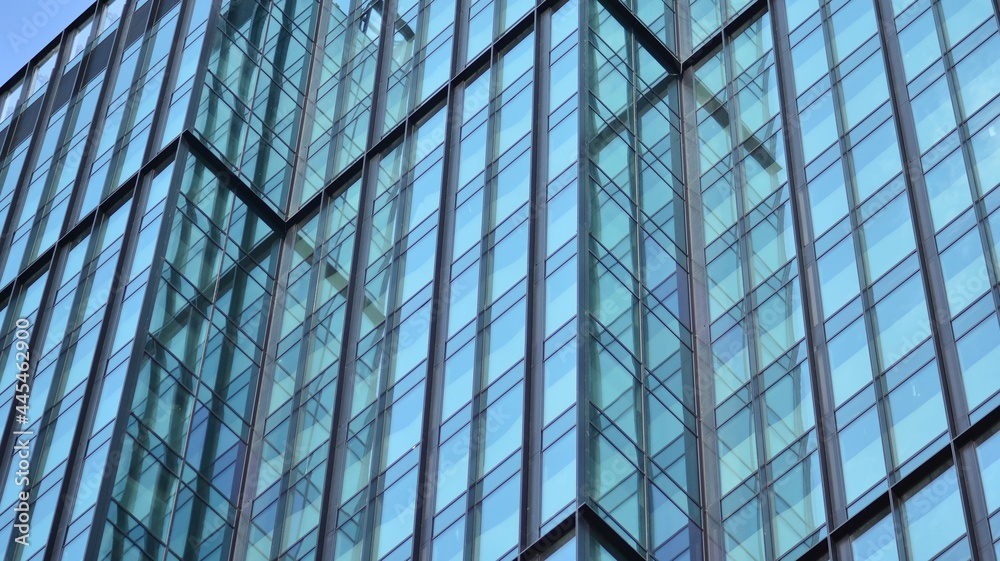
<box><xmin>411</xmin><ymin>91</ymin><xmax>459</xmax><ymax>561</ymax></box>
<box><xmin>111</xmin><ymin>133</ymin><xmax>211</xmax><ymax>561</ymax></box>
<box><xmin>575</xmin><ymin>0</ymin><xmax>591</xmax><ymax>527</ymax></box>
<box><xmin>405</xmin><ymin>0</ymin><xmax>431</xmax><ymax>122</ymax></box>
<box><xmin>523</xmin><ymin>4</ymin><xmax>547</xmax><ymax>550</ymax></box>
<box><xmin>237</xmin><ymin>0</ymin><xmax>293</xmax><ymax>212</ymax></box>
<box><xmin>803</xmin><ymin>0</ymin><xmax>897</xmax><ymax>539</ymax></box>
<box><xmin>8</xmin><ymin>178</ymin><xmax>134</xmax><ymax>561</ymax></box>
<box><xmin>840</xmin><ymin>8</ymin><xmax>916</xmax><ymax>556</ymax></box>
<box><xmin>24</xmin><ymin>15</ymin><xmax>104</xmax><ymax>277</ymax></box>
<box><xmin>370</xmin><ymin>0</ymin><xmax>401</xmax><ymax>149</ymax></box>
<box><xmin>454</xmin><ymin>0</ymin><xmax>470</xmax><ymax>73</ymax></box>
<box><xmin>354</xmin><ymin>8</ymin><xmax>420</xmax><ymax>557</ymax></box>
<box><xmin>355</xmin><ymin>158</ymin><xmax>413</xmax><ymax>561</ymax></box>
<box><xmin>313</xmin><ymin>163</ymin><xmax>377</xmax><ymax>561</ymax></box>
<box><xmin>623</xmin><ymin>22</ymin><xmax>653</xmax><ymax>555</ymax></box>
<box><xmin>675</xmin><ymin>0</ymin><xmax>690</xmax><ymax>58</ymax></box>
<box><xmin>680</xmin><ymin>60</ymin><xmax>724</xmax><ymax>561</ymax></box>
<box><xmin>958</xmin><ymin>436</ymin><xmax>997</xmax><ymax>561</ymax></box>
<box><xmin>43</xmin><ymin>0</ymin><xmax>133</xmax><ymax>310</ymax></box>
<box><xmin>411</xmin><ymin>0</ymin><xmax>468</xmax><ymax>548</ymax></box>
<box><xmin>203</xmin><ymin>3</ymin><xmax>290</xmax><ymax>558</ymax></box>
<box><xmin>936</xmin><ymin>0</ymin><xmax>1000</xmax><ymax>405</ymax></box>
<box><xmin>767</xmin><ymin>0</ymin><xmax>846</xmax><ymax>549</ymax></box>
<box><xmin>85</xmin><ymin>0</ymin><xmax>164</xmax><ymax>222</ymax></box>
<box><xmin>818</xmin><ymin>10</ymin><xmax>896</xmax><ymax>531</ymax></box>
<box><xmin>6</xmin><ymin>189</ymin><xmax>101</xmax><ymax>561</ymax></box>
<box><xmin>463</xmin><ymin>36</ymin><xmax>502</xmax><ymax>561</ymax></box>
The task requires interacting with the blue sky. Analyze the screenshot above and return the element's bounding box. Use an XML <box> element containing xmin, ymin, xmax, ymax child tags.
<box><xmin>1</xmin><ymin>0</ymin><xmax>91</xmax><ymax>85</ymax></box>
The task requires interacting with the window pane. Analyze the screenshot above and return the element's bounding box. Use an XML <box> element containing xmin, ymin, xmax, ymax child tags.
<box><xmin>786</xmin><ymin>0</ymin><xmax>820</xmax><ymax>32</ymax></box>
<box><xmin>941</xmin><ymin>0</ymin><xmax>996</xmax><ymax>49</ymax></box>
<box><xmin>755</xmin><ymin>280</ymin><xmax>805</xmax><ymax>367</ymax></box>
<box><xmin>886</xmin><ymin>364</ymin><xmax>947</xmax><ymax>466</ymax></box>
<box><xmin>476</xmin><ymin>475</ymin><xmax>520</xmax><ymax>559</ymax></box>
<box><xmin>485</xmin><ymin>300</ymin><xmax>526</xmax><ymax>384</ymax></box>
<box><xmin>954</xmin><ymin>34</ymin><xmax>1000</xmax><ymax>119</ymax></box>
<box><xmin>925</xmin><ymin>149</ymin><xmax>973</xmax><ymax>231</ymax></box>
<box><xmin>725</xmin><ymin>498</ymin><xmax>765</xmax><ymax>561</ymax></box>
<box><xmin>800</xmin><ymin>93</ymin><xmax>838</xmax><ymax>163</ymax></box>
<box><xmin>829</xmin><ymin>318</ymin><xmax>873</xmax><ymax>405</ymax></box>
<box><xmin>956</xmin><ymin>315</ymin><xmax>1000</xmax><ymax>412</ymax></box>
<box><xmin>829</xmin><ymin>0</ymin><xmax>878</xmax><ymax>63</ymax></box>
<box><xmin>718</xmin><ymin>407</ymin><xmax>758</xmax><ymax>495</ymax></box>
<box><xmin>383</xmin><ymin>383</ymin><xmax>426</xmax><ymax>467</ymax></box>
<box><xmin>28</xmin><ymin>50</ymin><xmax>56</xmax><ymax>96</ymax></box>
<box><xmin>749</xmin><ymin>204</ymin><xmax>796</xmax><ymax>286</ymax></box>
<box><xmin>762</xmin><ymin>365</ymin><xmax>815</xmax><ymax>459</ymax></box>
<box><xmin>977</xmin><ymin>428</ymin><xmax>1000</xmax><ymax>514</ymax></box>
<box><xmin>851</xmin><ymin>121</ymin><xmax>902</xmax><ymax>202</ymax></box>
<box><xmin>852</xmin><ymin>513</ymin><xmax>899</xmax><ymax>561</ymax></box>
<box><xmin>708</xmin><ymin>246</ymin><xmax>744</xmax><ymax>320</ymax></box>
<box><xmin>840</xmin><ymin>55</ymin><xmax>889</xmax><ymax>130</ymax></box>
<box><xmin>489</xmin><ymin>222</ymin><xmax>528</xmax><ymax>299</ymax></box>
<box><xmin>543</xmin><ymin>536</ymin><xmax>577</xmax><ymax>561</ymax></box>
<box><xmin>971</xmin><ymin>117</ymin><xmax>1000</xmax><ymax>194</ymax></box>
<box><xmin>861</xmin><ymin>195</ymin><xmax>915</xmax><ymax>283</ymax></box>
<box><xmin>939</xmin><ymin>228</ymin><xmax>989</xmax><ymax>314</ymax></box>
<box><xmin>541</xmin><ymin>428</ymin><xmax>576</xmax><ymax>521</ymax></box>
<box><xmin>0</xmin><ymin>81</ymin><xmax>21</xmax><ymax>120</ymax></box>
<box><xmin>808</xmin><ymin>162</ymin><xmax>849</xmax><ymax>236</ymax></box>
<box><xmin>898</xmin><ymin>9</ymin><xmax>940</xmax><ymax>80</ymax></box>
<box><xmin>771</xmin><ymin>453</ymin><xmax>825</xmax><ymax>556</ymax></box>
<box><xmin>714</xmin><ymin>323</ymin><xmax>750</xmax><ymax>403</ymax></box>
<box><xmin>911</xmin><ymin>77</ymin><xmax>957</xmax><ymax>153</ymax></box>
<box><xmin>482</xmin><ymin>383</ymin><xmax>524</xmax><ymax>474</ymax></box>
<box><xmin>902</xmin><ymin>467</ymin><xmax>968</xmax><ymax>561</ymax></box>
<box><xmin>840</xmin><ymin>407</ymin><xmax>886</xmax><ymax>503</ymax></box>
<box><xmin>818</xmin><ymin>235</ymin><xmax>860</xmax><ymax>317</ymax></box>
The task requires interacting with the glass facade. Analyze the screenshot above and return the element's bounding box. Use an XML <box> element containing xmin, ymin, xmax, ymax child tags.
<box><xmin>0</xmin><ymin>0</ymin><xmax>997</xmax><ymax>559</ymax></box>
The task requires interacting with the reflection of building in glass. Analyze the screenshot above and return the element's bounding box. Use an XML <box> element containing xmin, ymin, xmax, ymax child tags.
<box><xmin>0</xmin><ymin>0</ymin><xmax>999</xmax><ymax>559</ymax></box>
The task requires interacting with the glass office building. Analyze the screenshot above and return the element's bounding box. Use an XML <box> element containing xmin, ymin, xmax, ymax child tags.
<box><xmin>0</xmin><ymin>0</ymin><xmax>999</xmax><ymax>558</ymax></box>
